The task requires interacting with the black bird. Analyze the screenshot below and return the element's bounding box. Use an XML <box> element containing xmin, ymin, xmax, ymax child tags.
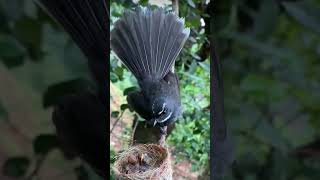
<box><xmin>36</xmin><ymin>0</ymin><xmax>108</xmax><ymax>178</ymax></box>
<box><xmin>111</xmin><ymin>7</ymin><xmax>189</xmax><ymax>129</ymax></box>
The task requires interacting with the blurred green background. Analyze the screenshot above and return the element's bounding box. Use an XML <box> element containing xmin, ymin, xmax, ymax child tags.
<box><xmin>214</xmin><ymin>0</ymin><xmax>320</xmax><ymax>180</ymax></box>
<box><xmin>0</xmin><ymin>0</ymin><xmax>102</xmax><ymax>179</ymax></box>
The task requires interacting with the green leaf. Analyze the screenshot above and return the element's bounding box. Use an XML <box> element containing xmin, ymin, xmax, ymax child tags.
<box><xmin>187</xmin><ymin>17</ymin><xmax>201</xmax><ymax>28</ymax></box>
<box><xmin>2</xmin><ymin>157</ymin><xmax>30</xmax><ymax>177</ymax></box>
<box><xmin>0</xmin><ymin>34</ymin><xmax>26</xmax><ymax>68</ymax></box>
<box><xmin>114</xmin><ymin>66</ymin><xmax>124</xmax><ymax>77</ymax></box>
<box><xmin>282</xmin><ymin>1</ymin><xmax>320</xmax><ymax>35</ymax></box>
<box><xmin>42</xmin><ymin>78</ymin><xmax>89</xmax><ymax>108</ymax></box>
<box><xmin>120</xmin><ymin>104</ymin><xmax>129</xmax><ymax>111</ymax></box>
<box><xmin>13</xmin><ymin>16</ymin><xmax>43</xmax><ymax>60</ymax></box>
<box><xmin>114</xmin><ymin>66</ymin><xmax>124</xmax><ymax>81</ymax></box>
<box><xmin>33</xmin><ymin>134</ymin><xmax>59</xmax><ymax>155</ymax></box>
<box><xmin>110</xmin><ymin>72</ymin><xmax>118</xmax><ymax>83</ymax></box>
<box><xmin>139</xmin><ymin>0</ymin><xmax>149</xmax><ymax>6</ymax></box>
<box><xmin>254</xmin><ymin>120</ymin><xmax>288</xmax><ymax>152</ymax></box>
<box><xmin>111</xmin><ymin>111</ymin><xmax>119</xmax><ymax>118</ymax></box>
<box><xmin>0</xmin><ymin>35</ymin><xmax>26</xmax><ymax>58</ymax></box>
<box><xmin>123</xmin><ymin>86</ymin><xmax>138</xmax><ymax>96</ymax></box>
<box><xmin>14</xmin><ymin>16</ymin><xmax>42</xmax><ymax>48</ymax></box>
<box><xmin>111</xmin><ymin>10</ymin><xmax>122</xmax><ymax>18</ymax></box>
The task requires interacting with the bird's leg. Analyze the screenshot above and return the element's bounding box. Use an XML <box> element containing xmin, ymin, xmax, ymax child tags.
<box><xmin>159</xmin><ymin>126</ymin><xmax>167</xmax><ymax>146</ymax></box>
<box><xmin>160</xmin><ymin>126</ymin><xmax>167</xmax><ymax>135</ymax></box>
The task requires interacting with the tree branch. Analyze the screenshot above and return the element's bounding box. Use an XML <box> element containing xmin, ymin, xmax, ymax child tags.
<box><xmin>172</xmin><ymin>0</ymin><xmax>179</xmax><ymax>15</ymax></box>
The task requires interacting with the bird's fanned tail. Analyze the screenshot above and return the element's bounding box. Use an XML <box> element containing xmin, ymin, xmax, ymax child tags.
<box><xmin>111</xmin><ymin>7</ymin><xmax>190</xmax><ymax>81</ymax></box>
<box><xmin>37</xmin><ymin>0</ymin><xmax>109</xmax><ymax>105</ymax></box>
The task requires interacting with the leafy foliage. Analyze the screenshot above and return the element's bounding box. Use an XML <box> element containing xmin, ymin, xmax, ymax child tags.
<box><xmin>42</xmin><ymin>78</ymin><xmax>90</xmax><ymax>108</ymax></box>
<box><xmin>0</xmin><ymin>0</ymin><xmax>101</xmax><ymax>179</ymax></box>
<box><xmin>2</xmin><ymin>157</ymin><xmax>30</xmax><ymax>178</ymax></box>
<box><xmin>215</xmin><ymin>0</ymin><xmax>320</xmax><ymax>179</ymax></box>
<box><xmin>33</xmin><ymin>134</ymin><xmax>59</xmax><ymax>156</ymax></box>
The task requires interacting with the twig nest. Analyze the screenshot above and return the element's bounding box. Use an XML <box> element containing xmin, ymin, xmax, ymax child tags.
<box><xmin>113</xmin><ymin>144</ymin><xmax>172</xmax><ymax>180</ymax></box>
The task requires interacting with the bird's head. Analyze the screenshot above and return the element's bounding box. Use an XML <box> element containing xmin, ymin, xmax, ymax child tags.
<box><xmin>150</xmin><ymin>98</ymin><xmax>175</xmax><ymax>127</ymax></box>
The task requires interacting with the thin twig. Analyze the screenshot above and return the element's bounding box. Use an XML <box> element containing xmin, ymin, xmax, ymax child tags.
<box><xmin>159</xmin><ymin>126</ymin><xmax>167</xmax><ymax>147</ymax></box>
<box><xmin>110</xmin><ymin>110</ymin><xmax>125</xmax><ymax>134</ymax></box>
<box><xmin>172</xmin><ymin>0</ymin><xmax>179</xmax><ymax>15</ymax></box>
<box><xmin>131</xmin><ymin>119</ymin><xmax>139</xmax><ymax>146</ymax></box>
<box><xmin>25</xmin><ymin>155</ymin><xmax>46</xmax><ymax>180</ymax></box>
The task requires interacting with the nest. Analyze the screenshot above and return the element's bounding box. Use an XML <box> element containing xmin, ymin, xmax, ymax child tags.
<box><xmin>113</xmin><ymin>144</ymin><xmax>172</xmax><ymax>180</ymax></box>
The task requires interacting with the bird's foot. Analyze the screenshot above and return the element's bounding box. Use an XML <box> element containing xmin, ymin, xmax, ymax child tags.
<box><xmin>159</xmin><ymin>126</ymin><xmax>167</xmax><ymax>146</ymax></box>
<box><xmin>160</xmin><ymin>126</ymin><xmax>167</xmax><ymax>136</ymax></box>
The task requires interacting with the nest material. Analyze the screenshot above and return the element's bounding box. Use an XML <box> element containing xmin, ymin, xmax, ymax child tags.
<box><xmin>113</xmin><ymin>144</ymin><xmax>172</xmax><ymax>180</ymax></box>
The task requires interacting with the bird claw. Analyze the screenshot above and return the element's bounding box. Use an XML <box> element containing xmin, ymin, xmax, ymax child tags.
<box><xmin>160</xmin><ymin>126</ymin><xmax>167</xmax><ymax>135</ymax></box>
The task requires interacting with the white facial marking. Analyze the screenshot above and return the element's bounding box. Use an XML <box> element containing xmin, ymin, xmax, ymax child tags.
<box><xmin>158</xmin><ymin>103</ymin><xmax>166</xmax><ymax>115</ymax></box>
<box><xmin>157</xmin><ymin>112</ymin><xmax>173</xmax><ymax>123</ymax></box>
<box><xmin>153</xmin><ymin>120</ymin><xmax>157</xmax><ymax>127</ymax></box>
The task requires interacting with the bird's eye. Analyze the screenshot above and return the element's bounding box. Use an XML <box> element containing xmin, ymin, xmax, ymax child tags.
<box><xmin>159</xmin><ymin>108</ymin><xmax>167</xmax><ymax>116</ymax></box>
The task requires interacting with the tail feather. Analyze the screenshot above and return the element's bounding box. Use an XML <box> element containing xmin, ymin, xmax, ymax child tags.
<box><xmin>37</xmin><ymin>0</ymin><xmax>109</xmax><ymax>105</ymax></box>
<box><xmin>112</xmin><ymin>16</ymin><xmax>145</xmax><ymax>78</ymax></box>
<box><xmin>111</xmin><ymin>7</ymin><xmax>189</xmax><ymax>81</ymax></box>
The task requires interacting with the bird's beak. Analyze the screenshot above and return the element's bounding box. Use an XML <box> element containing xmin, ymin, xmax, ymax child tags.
<box><xmin>153</xmin><ymin>119</ymin><xmax>157</xmax><ymax>127</ymax></box>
